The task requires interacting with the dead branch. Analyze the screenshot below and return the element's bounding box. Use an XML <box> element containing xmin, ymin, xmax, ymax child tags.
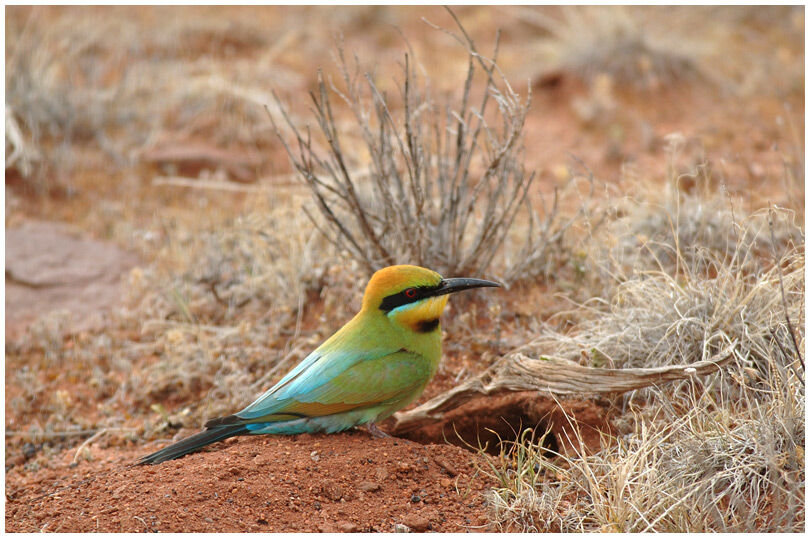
<box><xmin>392</xmin><ymin>346</ymin><xmax>734</xmax><ymax>434</ymax></box>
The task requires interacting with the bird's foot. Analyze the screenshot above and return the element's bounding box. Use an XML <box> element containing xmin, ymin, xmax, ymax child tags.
<box><xmin>366</xmin><ymin>422</ymin><xmax>391</xmax><ymax>439</ymax></box>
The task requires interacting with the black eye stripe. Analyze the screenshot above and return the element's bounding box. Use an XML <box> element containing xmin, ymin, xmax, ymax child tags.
<box><xmin>379</xmin><ymin>285</ymin><xmax>437</xmax><ymax>312</ymax></box>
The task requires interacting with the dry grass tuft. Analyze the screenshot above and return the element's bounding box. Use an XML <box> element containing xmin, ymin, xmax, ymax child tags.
<box><xmin>122</xmin><ymin>202</ymin><xmax>354</xmax><ymax>432</ymax></box>
<box><xmin>522</xmin><ymin>6</ymin><xmax>713</xmax><ymax>90</ymax></box>
<box><xmin>516</xmin><ymin>6</ymin><xmax>804</xmax><ymax>95</ymax></box>
<box><xmin>482</xmin><ymin>182</ymin><xmax>805</xmax><ymax>530</ymax></box>
<box><xmin>482</xmin><ymin>143</ymin><xmax>804</xmax><ymax>530</ymax></box>
<box><xmin>487</xmin><ymin>371</ymin><xmax>804</xmax><ymax>532</ymax></box>
<box><xmin>536</xmin><ymin>217</ymin><xmax>803</xmax><ymax>375</ymax></box>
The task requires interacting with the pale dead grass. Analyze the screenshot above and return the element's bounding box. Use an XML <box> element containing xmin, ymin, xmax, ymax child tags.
<box><xmin>4</xmin><ymin>7</ymin><xmax>300</xmax><ymax>186</ymax></box>
<box><xmin>5</xmin><ymin>197</ymin><xmax>352</xmax><ymax>443</ymax></box>
<box><xmin>482</xmin><ymin>174</ymin><xmax>805</xmax><ymax>531</ymax></box>
<box><xmin>513</xmin><ymin>5</ymin><xmax>804</xmax><ymax>95</ymax></box>
<box><xmin>118</xmin><ymin>199</ymin><xmax>359</xmax><ymax>435</ymax></box>
<box><xmin>523</xmin><ymin>6</ymin><xmax>712</xmax><ymax>89</ymax></box>
<box><xmin>529</xmin><ymin>208</ymin><xmax>804</xmax><ymax>373</ymax></box>
<box><xmin>487</xmin><ymin>365</ymin><xmax>804</xmax><ymax>532</ymax></box>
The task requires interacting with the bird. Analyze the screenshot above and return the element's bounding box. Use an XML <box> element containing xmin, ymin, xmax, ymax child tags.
<box><xmin>137</xmin><ymin>264</ymin><xmax>500</xmax><ymax>464</ymax></box>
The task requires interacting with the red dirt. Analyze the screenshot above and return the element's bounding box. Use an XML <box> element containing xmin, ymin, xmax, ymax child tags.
<box><xmin>396</xmin><ymin>393</ymin><xmax>616</xmax><ymax>456</ymax></box>
<box><xmin>6</xmin><ymin>432</ymin><xmax>495</xmax><ymax>532</ymax></box>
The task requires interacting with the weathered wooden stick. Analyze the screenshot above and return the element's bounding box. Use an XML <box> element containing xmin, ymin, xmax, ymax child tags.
<box><xmin>392</xmin><ymin>346</ymin><xmax>734</xmax><ymax>434</ymax></box>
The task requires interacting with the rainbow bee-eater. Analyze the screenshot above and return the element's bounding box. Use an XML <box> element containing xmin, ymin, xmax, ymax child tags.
<box><xmin>138</xmin><ymin>265</ymin><xmax>499</xmax><ymax>464</ymax></box>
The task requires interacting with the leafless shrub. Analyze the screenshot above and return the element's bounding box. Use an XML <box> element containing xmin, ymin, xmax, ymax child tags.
<box><xmin>271</xmin><ymin>17</ymin><xmax>595</xmax><ymax>281</ymax></box>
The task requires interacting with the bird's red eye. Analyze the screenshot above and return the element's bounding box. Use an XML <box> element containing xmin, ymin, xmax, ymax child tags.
<box><xmin>404</xmin><ymin>288</ymin><xmax>417</xmax><ymax>299</ymax></box>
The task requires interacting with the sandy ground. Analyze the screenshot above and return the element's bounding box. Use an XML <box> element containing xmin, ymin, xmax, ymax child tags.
<box><xmin>7</xmin><ymin>432</ymin><xmax>494</xmax><ymax>533</ymax></box>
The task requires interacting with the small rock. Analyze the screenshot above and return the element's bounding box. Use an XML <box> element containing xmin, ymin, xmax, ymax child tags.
<box><xmin>310</xmin><ymin>450</ymin><xmax>320</xmax><ymax>462</ymax></box>
<box><xmin>393</xmin><ymin>523</ymin><xmax>411</xmax><ymax>533</ymax></box>
<box><xmin>403</xmin><ymin>515</ymin><xmax>430</xmax><ymax>532</ymax></box>
<box><xmin>337</xmin><ymin>521</ymin><xmax>357</xmax><ymax>532</ymax></box>
<box><xmin>5</xmin><ymin>220</ymin><xmax>140</xmax><ymax>334</ymax></box>
<box><xmin>358</xmin><ymin>481</ymin><xmax>380</xmax><ymax>492</ymax></box>
<box><xmin>396</xmin><ymin>462</ymin><xmax>413</xmax><ymax>473</ymax></box>
<box><xmin>410</xmin><ymin>494</ymin><xmax>421</xmax><ymax>503</ymax></box>
<box><xmin>321</xmin><ymin>480</ymin><xmax>343</xmax><ymax>501</ymax></box>
<box><xmin>433</xmin><ymin>456</ymin><xmax>457</xmax><ymax>476</ymax></box>
<box><xmin>374</xmin><ymin>467</ymin><xmax>389</xmax><ymax>481</ymax></box>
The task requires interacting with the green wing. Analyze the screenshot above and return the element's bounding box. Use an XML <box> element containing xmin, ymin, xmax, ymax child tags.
<box><xmin>237</xmin><ymin>350</ymin><xmax>432</xmax><ymax>420</ymax></box>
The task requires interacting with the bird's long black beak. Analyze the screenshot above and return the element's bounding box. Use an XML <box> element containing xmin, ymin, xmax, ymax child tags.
<box><xmin>427</xmin><ymin>277</ymin><xmax>501</xmax><ymax>297</ymax></box>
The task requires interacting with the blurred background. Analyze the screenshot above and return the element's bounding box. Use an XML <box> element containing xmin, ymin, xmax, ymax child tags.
<box><xmin>6</xmin><ymin>6</ymin><xmax>804</xmax><ymax>205</ymax></box>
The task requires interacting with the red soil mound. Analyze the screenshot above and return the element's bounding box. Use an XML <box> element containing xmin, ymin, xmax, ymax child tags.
<box><xmin>6</xmin><ymin>431</ymin><xmax>495</xmax><ymax>532</ymax></box>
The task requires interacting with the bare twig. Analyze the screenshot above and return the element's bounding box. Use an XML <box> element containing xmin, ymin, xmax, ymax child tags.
<box><xmin>6</xmin><ymin>428</ymin><xmax>135</xmax><ymax>438</ymax></box>
<box><xmin>153</xmin><ymin>176</ymin><xmax>274</xmax><ymax>193</ymax></box>
<box><xmin>72</xmin><ymin>429</ymin><xmax>108</xmax><ymax>463</ymax></box>
<box><xmin>768</xmin><ymin>207</ymin><xmax>804</xmax><ymax>377</ymax></box>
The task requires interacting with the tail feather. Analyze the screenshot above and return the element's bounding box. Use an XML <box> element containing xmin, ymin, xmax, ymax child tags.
<box><xmin>137</xmin><ymin>424</ymin><xmax>248</xmax><ymax>465</ymax></box>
